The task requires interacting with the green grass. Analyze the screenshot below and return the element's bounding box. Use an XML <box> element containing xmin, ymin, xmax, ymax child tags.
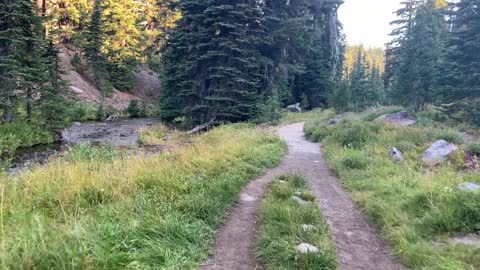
<box><xmin>257</xmin><ymin>174</ymin><xmax>336</xmax><ymax>270</ymax></box>
<box><xmin>305</xmin><ymin>112</ymin><xmax>480</xmax><ymax>269</ymax></box>
<box><xmin>279</xmin><ymin>109</ymin><xmax>336</xmax><ymax>125</ymax></box>
<box><xmin>0</xmin><ymin>125</ymin><xmax>286</xmax><ymax>269</ymax></box>
<box><xmin>0</xmin><ymin>122</ymin><xmax>54</xmax><ymax>167</ymax></box>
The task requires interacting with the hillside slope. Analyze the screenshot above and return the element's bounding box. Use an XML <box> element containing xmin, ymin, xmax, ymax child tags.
<box><xmin>59</xmin><ymin>44</ymin><xmax>160</xmax><ymax>111</ymax></box>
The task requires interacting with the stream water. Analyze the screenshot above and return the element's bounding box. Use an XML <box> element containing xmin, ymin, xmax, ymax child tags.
<box><xmin>8</xmin><ymin>117</ymin><xmax>160</xmax><ymax>174</ymax></box>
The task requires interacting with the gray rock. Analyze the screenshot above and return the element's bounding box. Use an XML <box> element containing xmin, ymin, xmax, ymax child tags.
<box><xmin>72</xmin><ymin>122</ymin><xmax>81</xmax><ymax>126</ymax></box>
<box><xmin>327</xmin><ymin>118</ymin><xmax>341</xmax><ymax>125</ymax></box>
<box><xmin>389</xmin><ymin>147</ymin><xmax>405</xmax><ymax>161</ymax></box>
<box><xmin>422</xmin><ymin>140</ymin><xmax>458</xmax><ymax>165</ymax></box>
<box><xmin>458</xmin><ymin>182</ymin><xmax>480</xmax><ymax>191</ymax></box>
<box><xmin>300</xmin><ymin>224</ymin><xmax>316</xmax><ymax>232</ymax></box>
<box><xmin>375</xmin><ymin>111</ymin><xmax>416</xmax><ymax>127</ymax></box>
<box><xmin>295</xmin><ymin>243</ymin><xmax>319</xmax><ymax>254</ymax></box>
<box><xmin>287</xmin><ymin>103</ymin><xmax>302</xmax><ymax>113</ymax></box>
<box><xmin>291</xmin><ymin>196</ymin><xmax>309</xmax><ymax>205</ymax></box>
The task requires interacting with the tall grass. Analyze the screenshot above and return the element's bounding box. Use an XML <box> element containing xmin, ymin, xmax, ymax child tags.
<box><xmin>257</xmin><ymin>175</ymin><xmax>336</xmax><ymax>270</ymax></box>
<box><xmin>305</xmin><ymin>114</ymin><xmax>480</xmax><ymax>269</ymax></box>
<box><xmin>0</xmin><ymin>125</ymin><xmax>286</xmax><ymax>269</ymax></box>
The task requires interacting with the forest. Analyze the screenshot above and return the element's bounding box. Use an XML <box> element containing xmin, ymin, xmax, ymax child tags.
<box><xmin>0</xmin><ymin>0</ymin><xmax>480</xmax><ymax>269</ymax></box>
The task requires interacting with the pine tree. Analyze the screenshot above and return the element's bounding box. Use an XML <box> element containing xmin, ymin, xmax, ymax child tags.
<box><xmin>0</xmin><ymin>0</ymin><xmax>43</xmax><ymax>122</ymax></box>
<box><xmin>384</xmin><ymin>0</ymin><xmax>422</xmax><ymax>93</ymax></box>
<box><xmin>393</xmin><ymin>0</ymin><xmax>445</xmax><ymax>111</ymax></box>
<box><xmin>350</xmin><ymin>47</ymin><xmax>371</xmax><ymax>109</ymax></box>
<box><xmin>85</xmin><ymin>0</ymin><xmax>112</xmax><ymax>99</ymax></box>
<box><xmin>161</xmin><ymin>0</ymin><xmax>270</xmax><ymax>126</ymax></box>
<box><xmin>437</xmin><ymin>0</ymin><xmax>480</xmax><ymax>102</ymax></box>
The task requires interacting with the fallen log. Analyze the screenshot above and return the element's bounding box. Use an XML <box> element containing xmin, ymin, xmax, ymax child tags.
<box><xmin>186</xmin><ymin>117</ymin><xmax>217</xmax><ymax>135</ymax></box>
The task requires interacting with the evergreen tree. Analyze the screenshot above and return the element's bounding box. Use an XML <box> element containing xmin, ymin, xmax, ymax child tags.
<box><xmin>85</xmin><ymin>0</ymin><xmax>112</xmax><ymax>98</ymax></box>
<box><xmin>393</xmin><ymin>0</ymin><xmax>445</xmax><ymax>110</ymax></box>
<box><xmin>350</xmin><ymin>47</ymin><xmax>371</xmax><ymax>109</ymax></box>
<box><xmin>161</xmin><ymin>0</ymin><xmax>270</xmax><ymax>126</ymax></box>
<box><xmin>437</xmin><ymin>0</ymin><xmax>480</xmax><ymax>102</ymax></box>
<box><xmin>0</xmin><ymin>0</ymin><xmax>43</xmax><ymax>122</ymax></box>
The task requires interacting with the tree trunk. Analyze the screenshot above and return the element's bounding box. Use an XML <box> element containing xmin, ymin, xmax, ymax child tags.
<box><xmin>2</xmin><ymin>97</ymin><xmax>13</xmax><ymax>123</ymax></box>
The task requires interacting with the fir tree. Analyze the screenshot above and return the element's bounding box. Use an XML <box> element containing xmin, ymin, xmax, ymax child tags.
<box><xmin>393</xmin><ymin>0</ymin><xmax>445</xmax><ymax>111</ymax></box>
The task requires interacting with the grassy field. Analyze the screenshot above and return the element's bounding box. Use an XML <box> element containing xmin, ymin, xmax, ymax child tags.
<box><xmin>304</xmin><ymin>109</ymin><xmax>480</xmax><ymax>269</ymax></box>
<box><xmin>0</xmin><ymin>124</ymin><xmax>286</xmax><ymax>269</ymax></box>
<box><xmin>257</xmin><ymin>174</ymin><xmax>336</xmax><ymax>270</ymax></box>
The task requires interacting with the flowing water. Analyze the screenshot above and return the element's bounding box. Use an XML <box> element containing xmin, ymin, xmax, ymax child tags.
<box><xmin>8</xmin><ymin>117</ymin><xmax>160</xmax><ymax>174</ymax></box>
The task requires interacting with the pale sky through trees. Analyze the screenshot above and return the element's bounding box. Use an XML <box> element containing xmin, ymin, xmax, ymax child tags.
<box><xmin>339</xmin><ymin>0</ymin><xmax>402</xmax><ymax>48</ymax></box>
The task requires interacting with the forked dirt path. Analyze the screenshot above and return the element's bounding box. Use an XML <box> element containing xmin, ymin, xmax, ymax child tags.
<box><xmin>198</xmin><ymin>123</ymin><xmax>401</xmax><ymax>270</ymax></box>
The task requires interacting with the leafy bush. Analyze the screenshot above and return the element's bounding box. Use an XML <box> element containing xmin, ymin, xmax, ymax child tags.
<box><xmin>341</xmin><ymin>151</ymin><xmax>368</xmax><ymax>169</ymax></box>
<box><xmin>331</xmin><ymin>121</ymin><xmax>374</xmax><ymax>148</ymax></box>
<box><xmin>466</xmin><ymin>142</ymin><xmax>480</xmax><ymax>156</ymax></box>
<box><xmin>434</xmin><ymin>129</ymin><xmax>464</xmax><ymax>144</ymax></box>
<box><xmin>395</xmin><ymin>141</ymin><xmax>416</xmax><ymax>152</ymax></box>
<box><xmin>0</xmin><ymin>123</ymin><xmax>53</xmax><ymax>162</ymax></box>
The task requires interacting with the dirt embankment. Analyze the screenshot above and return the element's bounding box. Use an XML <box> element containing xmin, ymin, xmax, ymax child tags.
<box><xmin>59</xmin><ymin>44</ymin><xmax>160</xmax><ymax>111</ymax></box>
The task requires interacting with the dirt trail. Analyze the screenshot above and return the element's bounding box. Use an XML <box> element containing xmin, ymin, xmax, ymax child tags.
<box><xmin>199</xmin><ymin>123</ymin><xmax>401</xmax><ymax>270</ymax></box>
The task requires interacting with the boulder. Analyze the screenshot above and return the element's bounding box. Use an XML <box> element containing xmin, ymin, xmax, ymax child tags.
<box><xmin>327</xmin><ymin>118</ymin><xmax>341</xmax><ymax>125</ymax></box>
<box><xmin>422</xmin><ymin>140</ymin><xmax>458</xmax><ymax>165</ymax></box>
<box><xmin>295</xmin><ymin>243</ymin><xmax>319</xmax><ymax>254</ymax></box>
<box><xmin>389</xmin><ymin>147</ymin><xmax>405</xmax><ymax>162</ymax></box>
<box><xmin>458</xmin><ymin>182</ymin><xmax>480</xmax><ymax>191</ymax></box>
<box><xmin>287</xmin><ymin>103</ymin><xmax>302</xmax><ymax>113</ymax></box>
<box><xmin>375</xmin><ymin>111</ymin><xmax>416</xmax><ymax>127</ymax></box>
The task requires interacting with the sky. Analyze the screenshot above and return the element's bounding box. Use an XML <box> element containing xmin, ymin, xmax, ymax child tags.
<box><xmin>338</xmin><ymin>0</ymin><xmax>402</xmax><ymax>48</ymax></box>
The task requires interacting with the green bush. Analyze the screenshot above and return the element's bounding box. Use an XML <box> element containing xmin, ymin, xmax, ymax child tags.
<box><xmin>434</xmin><ymin>130</ymin><xmax>464</xmax><ymax>144</ymax></box>
<box><xmin>466</xmin><ymin>142</ymin><xmax>480</xmax><ymax>156</ymax></box>
<box><xmin>331</xmin><ymin>121</ymin><xmax>374</xmax><ymax>148</ymax></box>
<box><xmin>341</xmin><ymin>151</ymin><xmax>368</xmax><ymax>169</ymax></box>
<box><xmin>395</xmin><ymin>141</ymin><xmax>416</xmax><ymax>152</ymax></box>
<box><xmin>71</xmin><ymin>53</ymin><xmax>86</xmax><ymax>75</ymax></box>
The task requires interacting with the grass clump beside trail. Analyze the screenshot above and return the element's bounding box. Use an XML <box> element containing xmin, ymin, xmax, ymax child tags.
<box><xmin>0</xmin><ymin>124</ymin><xmax>286</xmax><ymax>269</ymax></box>
<box><xmin>257</xmin><ymin>174</ymin><xmax>336</xmax><ymax>270</ymax></box>
<box><xmin>304</xmin><ymin>109</ymin><xmax>480</xmax><ymax>269</ymax></box>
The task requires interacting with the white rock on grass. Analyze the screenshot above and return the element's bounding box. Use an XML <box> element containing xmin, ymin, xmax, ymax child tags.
<box><xmin>389</xmin><ymin>147</ymin><xmax>405</xmax><ymax>162</ymax></box>
<box><xmin>300</xmin><ymin>224</ymin><xmax>316</xmax><ymax>232</ymax></box>
<box><xmin>296</xmin><ymin>243</ymin><xmax>319</xmax><ymax>254</ymax></box>
<box><xmin>422</xmin><ymin>140</ymin><xmax>458</xmax><ymax>165</ymax></box>
<box><xmin>458</xmin><ymin>182</ymin><xmax>480</xmax><ymax>191</ymax></box>
<box><xmin>291</xmin><ymin>196</ymin><xmax>309</xmax><ymax>205</ymax></box>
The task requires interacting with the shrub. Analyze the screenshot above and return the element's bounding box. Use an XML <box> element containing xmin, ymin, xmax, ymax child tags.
<box><xmin>434</xmin><ymin>129</ymin><xmax>464</xmax><ymax>144</ymax></box>
<box><xmin>126</xmin><ymin>100</ymin><xmax>144</xmax><ymax>118</ymax></box>
<box><xmin>71</xmin><ymin>53</ymin><xmax>86</xmax><ymax>75</ymax></box>
<box><xmin>341</xmin><ymin>151</ymin><xmax>368</xmax><ymax>169</ymax></box>
<box><xmin>332</xmin><ymin>121</ymin><xmax>374</xmax><ymax>148</ymax></box>
<box><xmin>466</xmin><ymin>142</ymin><xmax>480</xmax><ymax>156</ymax></box>
<box><xmin>395</xmin><ymin>141</ymin><xmax>416</xmax><ymax>152</ymax></box>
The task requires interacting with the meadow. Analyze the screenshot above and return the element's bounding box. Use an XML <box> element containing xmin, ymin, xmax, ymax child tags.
<box><xmin>0</xmin><ymin>124</ymin><xmax>286</xmax><ymax>269</ymax></box>
<box><xmin>304</xmin><ymin>108</ymin><xmax>480</xmax><ymax>269</ymax></box>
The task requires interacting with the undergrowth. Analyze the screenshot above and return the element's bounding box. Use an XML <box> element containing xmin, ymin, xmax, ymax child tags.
<box><xmin>257</xmin><ymin>174</ymin><xmax>336</xmax><ymax>269</ymax></box>
<box><xmin>0</xmin><ymin>125</ymin><xmax>286</xmax><ymax>269</ymax></box>
<box><xmin>304</xmin><ymin>110</ymin><xmax>480</xmax><ymax>269</ymax></box>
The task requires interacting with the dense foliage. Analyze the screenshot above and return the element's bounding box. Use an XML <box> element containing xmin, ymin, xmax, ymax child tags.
<box><xmin>160</xmin><ymin>0</ymin><xmax>344</xmax><ymax>127</ymax></box>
